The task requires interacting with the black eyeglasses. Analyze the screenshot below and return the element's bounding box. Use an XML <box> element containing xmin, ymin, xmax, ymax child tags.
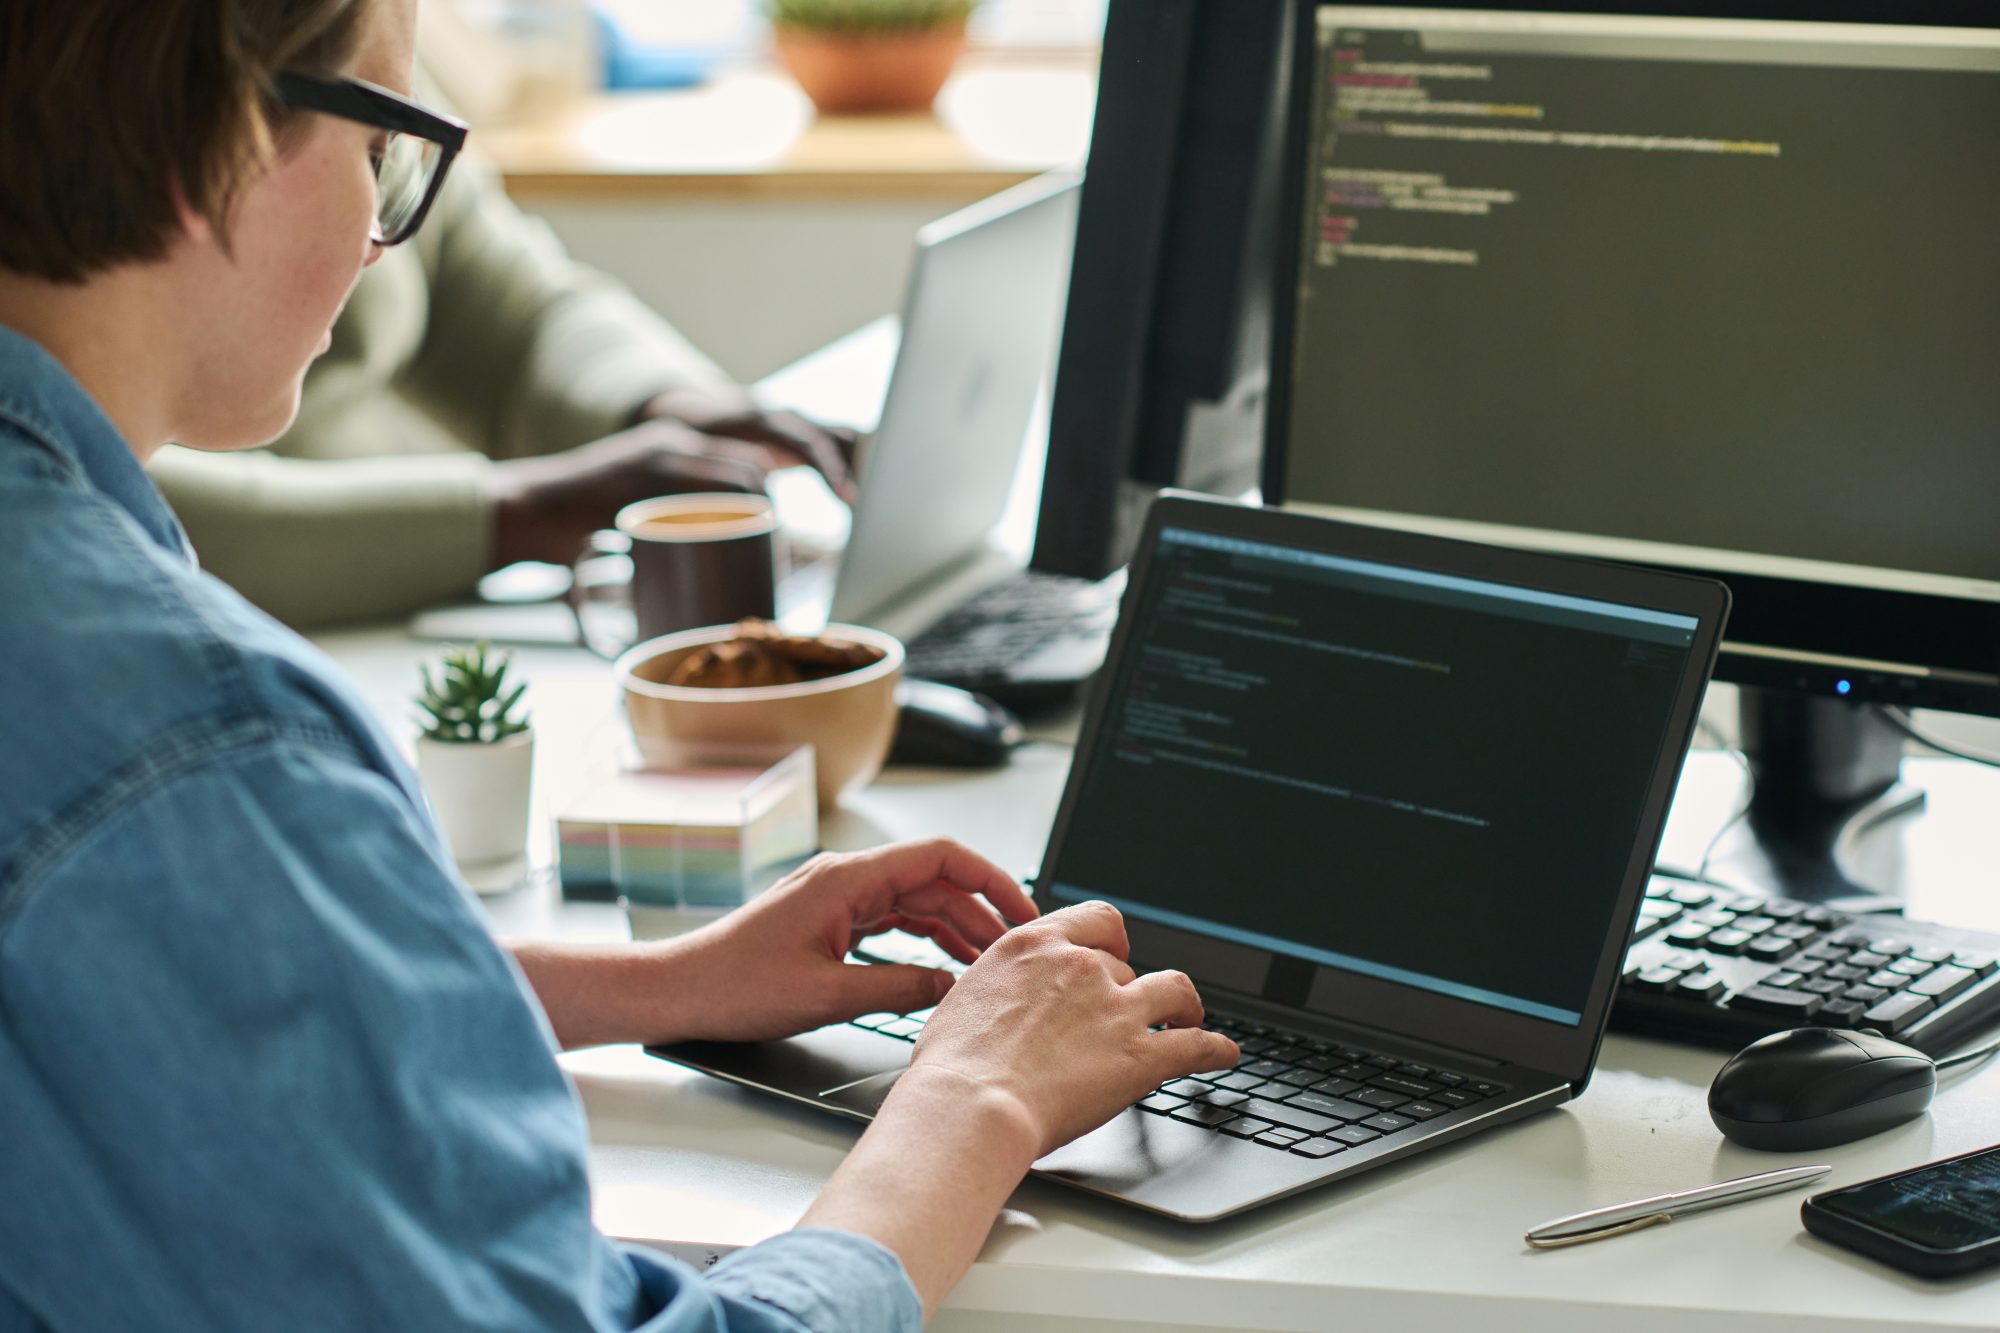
<box><xmin>275</xmin><ymin>73</ymin><xmax>468</xmax><ymax>247</ymax></box>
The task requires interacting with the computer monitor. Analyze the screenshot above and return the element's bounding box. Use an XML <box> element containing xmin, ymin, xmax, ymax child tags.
<box><xmin>1029</xmin><ymin>0</ymin><xmax>1294</xmax><ymax>582</ymax></box>
<box><xmin>1264</xmin><ymin>2</ymin><xmax>2000</xmax><ymax>899</ymax></box>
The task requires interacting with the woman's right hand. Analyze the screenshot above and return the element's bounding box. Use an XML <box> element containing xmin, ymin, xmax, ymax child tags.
<box><xmin>900</xmin><ymin>900</ymin><xmax>1241</xmax><ymax>1158</ymax></box>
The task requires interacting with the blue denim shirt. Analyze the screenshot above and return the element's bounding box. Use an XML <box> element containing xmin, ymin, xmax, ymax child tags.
<box><xmin>0</xmin><ymin>327</ymin><xmax>921</xmax><ymax>1333</ymax></box>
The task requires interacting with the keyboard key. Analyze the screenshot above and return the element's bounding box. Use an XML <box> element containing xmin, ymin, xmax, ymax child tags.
<box><xmin>1171</xmin><ymin>1102</ymin><xmax>1239</xmax><ymax>1128</ymax></box>
<box><xmin>1428</xmin><ymin>1071</ymin><xmax>1466</xmax><ymax>1087</ymax></box>
<box><xmin>1823</xmin><ymin>964</ymin><xmax>1865</xmax><ymax>982</ymax></box>
<box><xmin>1298</xmin><ymin>1054</ymin><xmax>1343</xmax><ymax>1073</ymax></box>
<box><xmin>1285</xmin><ymin>1093</ymin><xmax>1373</xmax><ymax>1122</ymax></box>
<box><xmin>1953</xmin><ymin>952</ymin><xmax>1997</xmax><ymax>976</ymax></box>
<box><xmin>1734</xmin><ymin>916</ymin><xmax>1777</xmax><ymax>936</ymax></box>
<box><xmin>1162</xmin><ymin>1079</ymin><xmax>1208</xmax><ymax>1099</ymax></box>
<box><xmin>1865</xmin><ymin>970</ymin><xmax>1911</xmax><ymax>991</ymax></box>
<box><xmin>1889</xmin><ymin>957</ymin><xmax>1934</xmax><ymax>977</ymax></box>
<box><xmin>1259</xmin><ymin>1125</ymin><xmax>1308</xmax><ymax>1144</ymax></box>
<box><xmin>1139</xmin><ymin>1093</ymin><xmax>1184</xmax><ymax>1114</ymax></box>
<box><xmin>1761</xmin><ymin>972</ymin><xmax>1801</xmax><ymax>989</ymax></box>
<box><xmin>1774</xmin><ymin>923</ymin><xmax>1820</xmax><ymax>941</ymax></box>
<box><xmin>878</xmin><ymin>1019</ymin><xmax>923</xmax><ymax>1039</ymax></box>
<box><xmin>1400</xmin><ymin>1100</ymin><xmax>1449</xmax><ymax>1120</ymax></box>
<box><xmin>1729</xmin><ymin>986</ymin><xmax>1824</xmax><ymax>1018</ymax></box>
<box><xmin>1842</xmin><ymin>985</ymin><xmax>1890</xmax><ymax>1005</ymax></box>
<box><xmin>851</xmin><ymin>1013</ymin><xmax>899</xmax><ymax>1030</ymax></box>
<box><xmin>1195</xmin><ymin>1088</ymin><xmax>1250</xmax><ymax>1109</ymax></box>
<box><xmin>1290</xmin><ymin>1139</ymin><xmax>1346</xmax><ymax>1159</ymax></box>
<box><xmin>1803</xmin><ymin>907</ymin><xmax>1844</xmax><ymax>927</ymax></box>
<box><xmin>1240</xmin><ymin>1060</ymin><xmax>1288</xmax><ymax>1079</ymax></box>
<box><xmin>1369</xmin><ymin>1073</ymin><xmax>1441</xmax><ymax>1098</ymax></box>
<box><xmin>1352</xmin><ymin>1088</ymin><xmax>1412</xmax><ymax>1110</ymax></box>
<box><xmin>1803</xmin><ymin>978</ymin><xmax>1846</xmax><ymax>996</ymax></box>
<box><xmin>1361</xmin><ymin>1113</ymin><xmax>1415</xmax><ymax>1133</ymax></box>
<box><xmin>1274</xmin><ymin>1069</ymin><xmax>1321</xmax><ymax>1088</ymax></box>
<box><xmin>1242</xmin><ymin>1098</ymin><xmax>1340</xmax><ymax>1135</ymax></box>
<box><xmin>1787</xmin><ymin>958</ymin><xmax>1828</xmax><ymax>977</ymax></box>
<box><xmin>1668</xmin><ymin>884</ymin><xmax>1714</xmax><ymax>907</ymax></box>
<box><xmin>1861</xmin><ymin>992</ymin><xmax>1934</xmax><ymax>1034</ymax></box>
<box><xmin>1909</xmin><ymin>965</ymin><xmax>1980</xmax><ymax>1003</ymax></box>
<box><xmin>1759</xmin><ymin>901</ymin><xmax>1806</xmax><ymax>920</ymax></box>
<box><xmin>1865</xmin><ymin>939</ymin><xmax>1910</xmax><ymax>958</ymax></box>
<box><xmin>1396</xmin><ymin>1063</ymin><xmax>1435</xmax><ymax>1079</ymax></box>
<box><xmin>1704</xmin><ymin>928</ymin><xmax>1754</xmax><ymax>954</ymax></box>
<box><xmin>1632</xmin><ymin>966</ymin><xmax>1683</xmax><ymax>991</ymax></box>
<box><xmin>1308</xmin><ymin>1077</ymin><xmax>1364</xmax><ymax>1098</ymax></box>
<box><xmin>1219</xmin><ymin>1117</ymin><xmax>1275</xmax><ymax>1139</ymax></box>
<box><xmin>1909</xmin><ymin>946</ymin><xmax>1955</xmax><ymax>965</ymax></box>
<box><xmin>1363</xmin><ymin>1055</ymin><xmax>1400</xmax><ymax>1070</ymax></box>
<box><xmin>1675</xmin><ymin>971</ymin><xmax>1727</xmax><ymax>1001</ymax></box>
<box><xmin>1214</xmin><ymin>1071</ymin><xmax>1268</xmax><ymax>1093</ymax></box>
<box><xmin>1663</xmin><ymin>922</ymin><xmax>1715</xmax><ymax>947</ymax></box>
<box><xmin>1329</xmin><ymin>1125</ymin><xmax>1384</xmax><ymax>1147</ymax></box>
<box><xmin>1431</xmin><ymin>1088</ymin><xmax>1480</xmax><ymax>1107</ymax></box>
<box><xmin>1815</xmin><ymin>998</ymin><xmax>1869</xmax><ymax>1025</ymax></box>
<box><xmin>1745</xmin><ymin>936</ymin><xmax>1798</xmax><ymax>963</ymax></box>
<box><xmin>1848</xmin><ymin>951</ymin><xmax>1890</xmax><ymax>971</ymax></box>
<box><xmin>1468</xmin><ymin>1082</ymin><xmax>1506</xmax><ymax>1097</ymax></box>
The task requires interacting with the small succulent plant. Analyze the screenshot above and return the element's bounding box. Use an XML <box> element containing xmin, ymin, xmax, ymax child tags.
<box><xmin>767</xmin><ymin>0</ymin><xmax>980</xmax><ymax>33</ymax></box>
<box><xmin>416</xmin><ymin>642</ymin><xmax>530</xmax><ymax>744</ymax></box>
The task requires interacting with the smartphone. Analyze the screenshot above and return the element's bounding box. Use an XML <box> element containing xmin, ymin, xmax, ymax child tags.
<box><xmin>1802</xmin><ymin>1143</ymin><xmax>2000</xmax><ymax>1279</ymax></box>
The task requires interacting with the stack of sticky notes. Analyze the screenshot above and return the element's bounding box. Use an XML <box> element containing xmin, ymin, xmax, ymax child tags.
<box><xmin>556</xmin><ymin>747</ymin><xmax>816</xmax><ymax>912</ymax></box>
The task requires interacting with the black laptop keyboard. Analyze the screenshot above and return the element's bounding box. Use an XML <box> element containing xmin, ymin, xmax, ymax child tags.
<box><xmin>902</xmin><ymin>569</ymin><xmax>1120</xmax><ymax>704</ymax></box>
<box><xmin>848</xmin><ymin>999</ymin><xmax>1509</xmax><ymax>1162</ymax></box>
<box><xmin>1615</xmin><ymin>874</ymin><xmax>2000</xmax><ymax>1054</ymax></box>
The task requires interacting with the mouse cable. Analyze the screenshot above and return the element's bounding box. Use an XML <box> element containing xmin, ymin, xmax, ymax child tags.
<box><xmin>1881</xmin><ymin>707</ymin><xmax>2000</xmax><ymax>770</ymax></box>
<box><xmin>1934</xmin><ymin>1033</ymin><xmax>2000</xmax><ymax>1073</ymax></box>
<box><xmin>1692</xmin><ymin>718</ymin><xmax>1757</xmax><ymax>885</ymax></box>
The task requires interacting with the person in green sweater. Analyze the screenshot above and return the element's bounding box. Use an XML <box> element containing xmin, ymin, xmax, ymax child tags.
<box><xmin>149</xmin><ymin>150</ymin><xmax>857</xmax><ymax>629</ymax></box>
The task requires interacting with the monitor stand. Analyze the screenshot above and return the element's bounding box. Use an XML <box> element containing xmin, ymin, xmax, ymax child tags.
<box><xmin>1732</xmin><ymin>691</ymin><xmax>1925</xmax><ymax>910</ymax></box>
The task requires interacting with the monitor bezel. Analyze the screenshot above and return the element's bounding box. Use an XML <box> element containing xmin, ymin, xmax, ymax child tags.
<box><xmin>1037</xmin><ymin>492</ymin><xmax>1729</xmax><ymax>1091</ymax></box>
<box><xmin>1261</xmin><ymin>1</ymin><xmax>2000</xmax><ymax>720</ymax></box>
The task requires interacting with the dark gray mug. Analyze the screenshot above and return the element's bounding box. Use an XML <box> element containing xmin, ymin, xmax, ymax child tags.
<box><xmin>569</xmin><ymin>494</ymin><xmax>778</xmax><ymax>659</ymax></box>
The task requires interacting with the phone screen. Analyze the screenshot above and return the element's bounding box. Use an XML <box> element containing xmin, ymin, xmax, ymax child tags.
<box><xmin>1816</xmin><ymin>1145</ymin><xmax>2000</xmax><ymax>1252</ymax></box>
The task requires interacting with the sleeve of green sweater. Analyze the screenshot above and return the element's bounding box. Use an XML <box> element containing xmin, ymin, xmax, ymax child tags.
<box><xmin>153</xmin><ymin>154</ymin><xmax>733</xmax><ymax>630</ymax></box>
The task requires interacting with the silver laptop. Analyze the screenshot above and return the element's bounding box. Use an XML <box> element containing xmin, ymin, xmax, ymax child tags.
<box><xmin>650</xmin><ymin>493</ymin><xmax>1728</xmax><ymax>1221</ymax></box>
<box><xmin>806</xmin><ymin>173</ymin><xmax>1081</xmax><ymax>629</ymax></box>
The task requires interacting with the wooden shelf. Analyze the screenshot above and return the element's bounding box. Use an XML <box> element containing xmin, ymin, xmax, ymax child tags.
<box><xmin>481</xmin><ymin>53</ymin><xmax>1097</xmax><ymax>202</ymax></box>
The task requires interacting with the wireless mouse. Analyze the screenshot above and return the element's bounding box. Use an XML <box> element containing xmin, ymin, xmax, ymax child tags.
<box><xmin>1708</xmin><ymin>1027</ymin><xmax>1936</xmax><ymax>1152</ymax></box>
<box><xmin>888</xmin><ymin>679</ymin><xmax>1024</xmax><ymax>768</ymax></box>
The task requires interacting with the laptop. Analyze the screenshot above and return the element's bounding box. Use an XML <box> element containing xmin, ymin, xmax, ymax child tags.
<box><xmin>795</xmin><ymin>172</ymin><xmax>1123</xmax><ymax>707</ymax></box>
<box><xmin>649</xmin><ymin>493</ymin><xmax>1729</xmax><ymax>1221</ymax></box>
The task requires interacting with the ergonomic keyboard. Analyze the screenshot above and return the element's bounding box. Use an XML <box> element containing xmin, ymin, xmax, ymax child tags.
<box><xmin>902</xmin><ymin>568</ymin><xmax>1123</xmax><ymax>709</ymax></box>
<box><xmin>844</xmin><ymin>998</ymin><xmax>1511</xmax><ymax>1161</ymax></box>
<box><xmin>1614</xmin><ymin>874</ymin><xmax>2000</xmax><ymax>1055</ymax></box>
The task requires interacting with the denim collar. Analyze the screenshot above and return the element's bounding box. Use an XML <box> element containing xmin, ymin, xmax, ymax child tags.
<box><xmin>0</xmin><ymin>324</ymin><xmax>194</xmax><ymax>563</ymax></box>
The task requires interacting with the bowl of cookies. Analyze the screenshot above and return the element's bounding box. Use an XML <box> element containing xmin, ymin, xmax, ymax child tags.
<box><xmin>615</xmin><ymin>619</ymin><xmax>904</xmax><ymax>808</ymax></box>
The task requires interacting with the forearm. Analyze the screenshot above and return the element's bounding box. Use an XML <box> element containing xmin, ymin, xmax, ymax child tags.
<box><xmin>800</xmin><ymin>1065</ymin><xmax>1041</xmax><ymax>1319</ymax></box>
<box><xmin>149</xmin><ymin>445</ymin><xmax>492</xmax><ymax>628</ymax></box>
<box><xmin>506</xmin><ymin>938</ymin><xmax>701</xmax><ymax>1050</ymax></box>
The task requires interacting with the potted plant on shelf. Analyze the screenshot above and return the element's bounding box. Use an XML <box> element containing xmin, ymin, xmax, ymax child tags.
<box><xmin>414</xmin><ymin>642</ymin><xmax>535</xmax><ymax>885</ymax></box>
<box><xmin>768</xmin><ymin>0</ymin><xmax>981</xmax><ymax>114</ymax></box>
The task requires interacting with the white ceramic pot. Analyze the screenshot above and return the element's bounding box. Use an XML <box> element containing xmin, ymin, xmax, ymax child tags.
<box><xmin>415</xmin><ymin>731</ymin><xmax>535</xmax><ymax>878</ymax></box>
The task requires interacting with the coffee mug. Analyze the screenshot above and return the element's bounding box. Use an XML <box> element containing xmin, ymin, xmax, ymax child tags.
<box><xmin>569</xmin><ymin>494</ymin><xmax>779</xmax><ymax>659</ymax></box>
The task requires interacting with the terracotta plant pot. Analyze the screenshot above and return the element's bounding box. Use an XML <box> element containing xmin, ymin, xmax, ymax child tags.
<box><xmin>773</xmin><ymin>21</ymin><xmax>969</xmax><ymax>114</ymax></box>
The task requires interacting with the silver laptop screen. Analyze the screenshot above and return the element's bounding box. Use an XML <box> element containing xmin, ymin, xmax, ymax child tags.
<box><xmin>1046</xmin><ymin>525</ymin><xmax>1698</xmax><ymax>1027</ymax></box>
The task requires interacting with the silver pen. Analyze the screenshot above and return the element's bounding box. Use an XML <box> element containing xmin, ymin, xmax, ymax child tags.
<box><xmin>1525</xmin><ymin>1164</ymin><xmax>1832</xmax><ymax>1248</ymax></box>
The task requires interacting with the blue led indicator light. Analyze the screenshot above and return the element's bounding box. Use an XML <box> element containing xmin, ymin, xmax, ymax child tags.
<box><xmin>1836</xmin><ymin>679</ymin><xmax>1852</xmax><ymax>696</ymax></box>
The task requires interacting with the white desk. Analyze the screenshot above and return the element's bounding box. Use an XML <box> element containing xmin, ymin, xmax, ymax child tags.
<box><xmin>318</xmin><ymin>622</ymin><xmax>2000</xmax><ymax>1333</ymax></box>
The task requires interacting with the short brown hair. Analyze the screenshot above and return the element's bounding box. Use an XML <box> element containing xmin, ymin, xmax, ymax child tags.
<box><xmin>0</xmin><ymin>0</ymin><xmax>369</xmax><ymax>283</ymax></box>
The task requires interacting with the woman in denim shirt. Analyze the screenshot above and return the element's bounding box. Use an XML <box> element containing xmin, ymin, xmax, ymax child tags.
<box><xmin>0</xmin><ymin>2</ymin><xmax>1236</xmax><ymax>1329</ymax></box>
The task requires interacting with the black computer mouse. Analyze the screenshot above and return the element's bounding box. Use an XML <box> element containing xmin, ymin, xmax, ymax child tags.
<box><xmin>887</xmin><ymin>679</ymin><xmax>1024</xmax><ymax>768</ymax></box>
<box><xmin>1708</xmin><ymin>1027</ymin><xmax>1936</xmax><ymax>1152</ymax></box>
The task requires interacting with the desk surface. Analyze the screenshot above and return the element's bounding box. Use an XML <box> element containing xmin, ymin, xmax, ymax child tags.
<box><xmin>318</xmin><ymin>622</ymin><xmax>2000</xmax><ymax>1332</ymax></box>
<box><xmin>480</xmin><ymin>55</ymin><xmax>1096</xmax><ymax>202</ymax></box>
